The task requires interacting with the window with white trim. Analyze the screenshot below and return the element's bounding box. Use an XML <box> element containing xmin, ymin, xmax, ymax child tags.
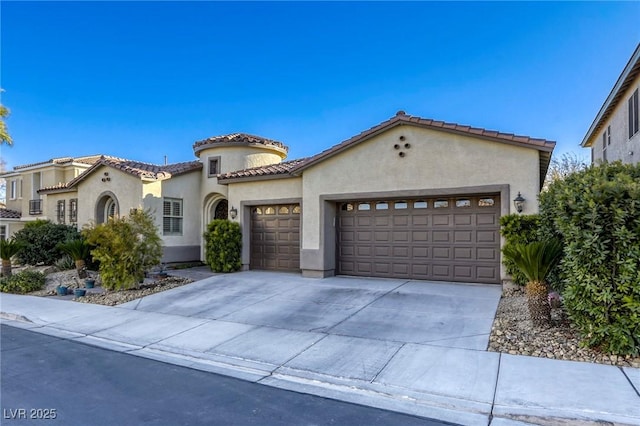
<box><xmin>163</xmin><ymin>198</ymin><xmax>183</xmax><ymax>235</ymax></box>
<box><xmin>0</xmin><ymin>225</ymin><xmax>6</xmax><ymax>241</ymax></box>
<box><xmin>9</xmin><ymin>180</ymin><xmax>17</xmax><ymax>200</ymax></box>
<box><xmin>630</xmin><ymin>88</ymin><xmax>639</xmax><ymax>139</ymax></box>
<box><xmin>602</xmin><ymin>126</ymin><xmax>610</xmax><ymax>161</ymax></box>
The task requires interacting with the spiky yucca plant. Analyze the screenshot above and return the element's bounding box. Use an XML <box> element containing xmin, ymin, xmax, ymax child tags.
<box><xmin>57</xmin><ymin>238</ymin><xmax>90</xmax><ymax>279</ymax></box>
<box><xmin>0</xmin><ymin>239</ymin><xmax>24</xmax><ymax>277</ymax></box>
<box><xmin>503</xmin><ymin>239</ymin><xmax>563</xmax><ymax>326</ymax></box>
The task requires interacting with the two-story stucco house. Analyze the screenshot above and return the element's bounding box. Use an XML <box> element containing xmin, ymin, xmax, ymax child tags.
<box><xmin>581</xmin><ymin>43</ymin><xmax>640</xmax><ymax>164</ymax></box>
<box><xmin>1</xmin><ymin>111</ymin><xmax>555</xmax><ymax>284</ymax></box>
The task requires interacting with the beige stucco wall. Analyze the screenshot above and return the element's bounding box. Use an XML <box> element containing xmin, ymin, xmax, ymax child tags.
<box><xmin>156</xmin><ymin>171</ymin><xmax>202</xmax><ymax>249</ymax></box>
<box><xmin>198</xmin><ymin>146</ymin><xmax>285</xmax><ymax>207</ymax></box>
<box><xmin>76</xmin><ymin>166</ymin><xmax>143</xmax><ymax>226</ymax></box>
<box><xmin>591</xmin><ymin>74</ymin><xmax>640</xmax><ymax>164</ymax></box>
<box><xmin>301</xmin><ymin>125</ymin><xmax>540</xmax><ymax>251</ymax></box>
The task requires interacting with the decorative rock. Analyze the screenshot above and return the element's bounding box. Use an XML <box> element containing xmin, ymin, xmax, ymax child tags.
<box><xmin>489</xmin><ymin>288</ymin><xmax>640</xmax><ymax>369</ymax></box>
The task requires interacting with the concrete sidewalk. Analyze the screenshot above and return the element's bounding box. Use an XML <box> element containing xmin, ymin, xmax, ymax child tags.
<box><xmin>1</xmin><ymin>273</ymin><xmax>639</xmax><ymax>426</ymax></box>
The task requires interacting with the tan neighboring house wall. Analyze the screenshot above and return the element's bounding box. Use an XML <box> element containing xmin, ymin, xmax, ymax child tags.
<box><xmin>582</xmin><ymin>43</ymin><xmax>640</xmax><ymax>164</ymax></box>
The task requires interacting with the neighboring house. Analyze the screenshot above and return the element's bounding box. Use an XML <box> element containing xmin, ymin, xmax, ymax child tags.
<box><xmin>0</xmin><ymin>111</ymin><xmax>555</xmax><ymax>284</ymax></box>
<box><xmin>581</xmin><ymin>43</ymin><xmax>640</xmax><ymax>164</ymax></box>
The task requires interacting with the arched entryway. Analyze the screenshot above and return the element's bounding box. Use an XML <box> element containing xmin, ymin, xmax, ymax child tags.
<box><xmin>95</xmin><ymin>192</ymin><xmax>119</xmax><ymax>224</ymax></box>
<box><xmin>201</xmin><ymin>193</ymin><xmax>229</xmax><ymax>260</ymax></box>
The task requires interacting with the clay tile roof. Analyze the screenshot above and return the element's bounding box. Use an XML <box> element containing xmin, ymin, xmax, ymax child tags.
<box><xmin>0</xmin><ymin>208</ymin><xmax>21</xmax><ymax>219</ymax></box>
<box><xmin>288</xmin><ymin>111</ymin><xmax>555</xmax><ymax>189</ymax></box>
<box><xmin>217</xmin><ymin>158</ymin><xmax>309</xmax><ymax>182</ymax></box>
<box><xmin>12</xmin><ymin>155</ymin><xmax>105</xmax><ymax>170</ymax></box>
<box><xmin>193</xmin><ymin>133</ymin><xmax>289</xmax><ymax>155</ymax></box>
<box><xmin>291</xmin><ymin>111</ymin><xmax>555</xmax><ymax>174</ymax></box>
<box><xmin>38</xmin><ymin>156</ymin><xmax>202</xmax><ymax>193</ymax></box>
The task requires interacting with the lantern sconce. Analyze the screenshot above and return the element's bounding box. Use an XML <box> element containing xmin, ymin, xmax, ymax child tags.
<box><xmin>513</xmin><ymin>192</ymin><xmax>525</xmax><ymax>213</ymax></box>
<box><xmin>229</xmin><ymin>206</ymin><xmax>238</xmax><ymax>220</ymax></box>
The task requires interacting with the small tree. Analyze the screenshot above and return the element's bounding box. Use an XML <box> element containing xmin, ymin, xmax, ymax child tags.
<box><xmin>57</xmin><ymin>238</ymin><xmax>90</xmax><ymax>279</ymax></box>
<box><xmin>83</xmin><ymin>209</ymin><xmax>162</xmax><ymax>290</ymax></box>
<box><xmin>0</xmin><ymin>239</ymin><xmax>23</xmax><ymax>277</ymax></box>
<box><xmin>204</xmin><ymin>219</ymin><xmax>242</xmax><ymax>273</ymax></box>
<box><xmin>0</xmin><ymin>89</ymin><xmax>13</xmax><ymax>146</ymax></box>
<box><xmin>503</xmin><ymin>239</ymin><xmax>563</xmax><ymax>327</ymax></box>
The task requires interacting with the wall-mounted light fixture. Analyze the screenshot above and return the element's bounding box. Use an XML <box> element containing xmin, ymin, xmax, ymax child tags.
<box><xmin>513</xmin><ymin>192</ymin><xmax>525</xmax><ymax>213</ymax></box>
<box><xmin>229</xmin><ymin>206</ymin><xmax>238</xmax><ymax>220</ymax></box>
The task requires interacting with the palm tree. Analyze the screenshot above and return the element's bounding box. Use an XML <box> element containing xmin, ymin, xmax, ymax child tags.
<box><xmin>503</xmin><ymin>239</ymin><xmax>563</xmax><ymax>326</ymax></box>
<box><xmin>0</xmin><ymin>97</ymin><xmax>13</xmax><ymax>146</ymax></box>
<box><xmin>0</xmin><ymin>239</ymin><xmax>23</xmax><ymax>277</ymax></box>
<box><xmin>57</xmin><ymin>238</ymin><xmax>90</xmax><ymax>279</ymax></box>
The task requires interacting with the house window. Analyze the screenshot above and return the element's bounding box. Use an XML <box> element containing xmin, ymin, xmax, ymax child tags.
<box><xmin>208</xmin><ymin>157</ymin><xmax>221</xmax><ymax>177</ymax></box>
<box><xmin>69</xmin><ymin>199</ymin><xmax>78</xmax><ymax>223</ymax></box>
<box><xmin>57</xmin><ymin>200</ymin><xmax>66</xmax><ymax>224</ymax></box>
<box><xmin>163</xmin><ymin>198</ymin><xmax>183</xmax><ymax>235</ymax></box>
<box><xmin>0</xmin><ymin>225</ymin><xmax>6</xmax><ymax>241</ymax></box>
<box><xmin>630</xmin><ymin>89</ymin><xmax>639</xmax><ymax>138</ymax></box>
<box><xmin>9</xmin><ymin>180</ymin><xmax>17</xmax><ymax>200</ymax></box>
<box><xmin>601</xmin><ymin>125</ymin><xmax>611</xmax><ymax>161</ymax></box>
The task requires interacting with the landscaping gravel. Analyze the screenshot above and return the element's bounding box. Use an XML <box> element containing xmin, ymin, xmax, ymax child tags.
<box><xmin>488</xmin><ymin>288</ymin><xmax>640</xmax><ymax>368</ymax></box>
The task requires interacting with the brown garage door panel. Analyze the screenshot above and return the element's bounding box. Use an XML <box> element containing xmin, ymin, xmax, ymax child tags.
<box><xmin>337</xmin><ymin>195</ymin><xmax>500</xmax><ymax>284</ymax></box>
<box><xmin>251</xmin><ymin>204</ymin><xmax>301</xmax><ymax>272</ymax></box>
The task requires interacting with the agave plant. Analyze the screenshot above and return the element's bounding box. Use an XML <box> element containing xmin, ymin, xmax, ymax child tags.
<box><xmin>0</xmin><ymin>238</ymin><xmax>24</xmax><ymax>277</ymax></box>
<box><xmin>503</xmin><ymin>239</ymin><xmax>563</xmax><ymax>326</ymax></box>
<box><xmin>57</xmin><ymin>238</ymin><xmax>90</xmax><ymax>279</ymax></box>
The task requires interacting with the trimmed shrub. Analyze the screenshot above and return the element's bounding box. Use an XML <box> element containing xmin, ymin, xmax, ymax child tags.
<box><xmin>204</xmin><ymin>219</ymin><xmax>242</xmax><ymax>273</ymax></box>
<box><xmin>13</xmin><ymin>220</ymin><xmax>80</xmax><ymax>266</ymax></box>
<box><xmin>541</xmin><ymin>161</ymin><xmax>640</xmax><ymax>355</ymax></box>
<box><xmin>83</xmin><ymin>209</ymin><xmax>162</xmax><ymax>290</ymax></box>
<box><xmin>499</xmin><ymin>214</ymin><xmax>541</xmax><ymax>286</ymax></box>
<box><xmin>0</xmin><ymin>270</ymin><xmax>46</xmax><ymax>294</ymax></box>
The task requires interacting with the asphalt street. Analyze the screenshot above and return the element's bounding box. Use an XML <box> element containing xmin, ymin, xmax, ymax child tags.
<box><xmin>0</xmin><ymin>325</ymin><xmax>454</xmax><ymax>426</ymax></box>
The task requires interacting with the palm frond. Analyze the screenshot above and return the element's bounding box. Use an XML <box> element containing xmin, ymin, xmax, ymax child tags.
<box><xmin>503</xmin><ymin>239</ymin><xmax>562</xmax><ymax>283</ymax></box>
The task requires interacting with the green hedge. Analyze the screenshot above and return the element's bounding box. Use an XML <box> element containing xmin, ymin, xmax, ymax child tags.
<box><xmin>13</xmin><ymin>220</ymin><xmax>80</xmax><ymax>266</ymax></box>
<box><xmin>0</xmin><ymin>270</ymin><xmax>46</xmax><ymax>294</ymax></box>
<box><xmin>204</xmin><ymin>220</ymin><xmax>242</xmax><ymax>273</ymax></box>
<box><xmin>500</xmin><ymin>214</ymin><xmax>541</xmax><ymax>286</ymax></box>
<box><xmin>540</xmin><ymin>161</ymin><xmax>640</xmax><ymax>355</ymax></box>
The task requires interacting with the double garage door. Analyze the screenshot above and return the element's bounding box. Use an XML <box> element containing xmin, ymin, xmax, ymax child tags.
<box><xmin>250</xmin><ymin>204</ymin><xmax>301</xmax><ymax>271</ymax></box>
<box><xmin>250</xmin><ymin>196</ymin><xmax>501</xmax><ymax>284</ymax></box>
<box><xmin>337</xmin><ymin>195</ymin><xmax>501</xmax><ymax>284</ymax></box>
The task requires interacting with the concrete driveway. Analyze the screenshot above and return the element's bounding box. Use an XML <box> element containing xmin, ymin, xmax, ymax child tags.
<box><xmin>123</xmin><ymin>271</ymin><xmax>502</xmax><ymax>351</ymax></box>
<box><xmin>3</xmin><ymin>271</ymin><xmax>639</xmax><ymax>425</ymax></box>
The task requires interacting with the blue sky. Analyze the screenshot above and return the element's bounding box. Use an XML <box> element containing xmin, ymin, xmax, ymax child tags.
<box><xmin>1</xmin><ymin>1</ymin><xmax>639</xmax><ymax>170</ymax></box>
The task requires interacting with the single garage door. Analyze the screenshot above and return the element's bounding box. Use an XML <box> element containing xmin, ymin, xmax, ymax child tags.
<box><xmin>337</xmin><ymin>195</ymin><xmax>501</xmax><ymax>284</ymax></box>
<box><xmin>250</xmin><ymin>204</ymin><xmax>301</xmax><ymax>271</ymax></box>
